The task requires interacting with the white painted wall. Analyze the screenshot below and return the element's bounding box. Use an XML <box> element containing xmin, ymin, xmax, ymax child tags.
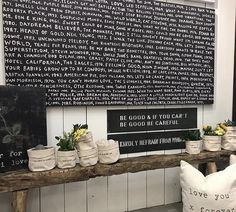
<box><xmin>0</xmin><ymin>0</ymin><xmax>235</xmax><ymax>211</ymax></box>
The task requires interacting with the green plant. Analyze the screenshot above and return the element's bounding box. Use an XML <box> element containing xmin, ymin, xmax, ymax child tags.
<box><xmin>55</xmin><ymin>132</ymin><xmax>76</xmax><ymax>151</ymax></box>
<box><xmin>55</xmin><ymin>124</ymin><xmax>88</xmax><ymax>151</ymax></box>
<box><xmin>203</xmin><ymin>125</ymin><xmax>225</xmax><ymax>136</ymax></box>
<box><xmin>181</xmin><ymin>130</ymin><xmax>201</xmax><ymax>141</ymax></box>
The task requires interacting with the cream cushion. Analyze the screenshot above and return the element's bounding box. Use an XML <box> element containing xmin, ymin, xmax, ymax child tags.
<box><xmin>180</xmin><ymin>160</ymin><xmax>236</xmax><ymax>212</ymax></box>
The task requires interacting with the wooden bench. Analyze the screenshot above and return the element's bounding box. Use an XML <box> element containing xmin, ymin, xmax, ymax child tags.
<box><xmin>0</xmin><ymin>150</ymin><xmax>234</xmax><ymax>212</ymax></box>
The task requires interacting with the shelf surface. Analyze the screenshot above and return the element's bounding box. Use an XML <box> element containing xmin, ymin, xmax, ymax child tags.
<box><xmin>0</xmin><ymin>150</ymin><xmax>234</xmax><ymax>193</ymax></box>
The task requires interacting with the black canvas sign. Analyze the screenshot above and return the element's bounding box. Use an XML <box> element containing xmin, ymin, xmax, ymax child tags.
<box><xmin>107</xmin><ymin>108</ymin><xmax>197</xmax><ymax>133</ymax></box>
<box><xmin>107</xmin><ymin>108</ymin><xmax>197</xmax><ymax>153</ymax></box>
<box><xmin>3</xmin><ymin>0</ymin><xmax>215</xmax><ymax>106</ymax></box>
<box><xmin>0</xmin><ymin>86</ymin><xmax>47</xmax><ymax>172</ymax></box>
<box><xmin>108</xmin><ymin>130</ymin><xmax>190</xmax><ymax>154</ymax></box>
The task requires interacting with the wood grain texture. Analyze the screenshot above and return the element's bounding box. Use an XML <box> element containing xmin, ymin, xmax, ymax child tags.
<box><xmin>146</xmin><ymin>150</ymin><xmax>165</xmax><ymax>207</ymax></box>
<box><xmin>0</xmin><ymin>150</ymin><xmax>234</xmax><ymax>194</ymax></box>
<box><xmin>164</xmin><ymin>149</ymin><xmax>182</xmax><ymax>205</ymax></box>
<box><xmin>86</xmin><ymin>106</ymin><xmax>108</xmax><ymax>212</ymax></box>
<box><xmin>63</xmin><ymin>107</ymin><xmax>87</xmax><ymax>212</ymax></box>
<box><xmin>127</xmin><ymin>152</ymin><xmax>147</xmax><ymax>211</ymax></box>
<box><xmin>40</xmin><ymin>184</ymin><xmax>64</xmax><ymax>212</ymax></box>
<box><xmin>108</xmin><ymin>174</ymin><xmax>128</xmax><ymax>212</ymax></box>
<box><xmin>207</xmin><ymin>162</ymin><xmax>217</xmax><ymax>174</ymax></box>
<box><xmin>0</xmin><ymin>192</ymin><xmax>11</xmax><ymax>212</ymax></box>
<box><xmin>107</xmin><ymin>106</ymin><xmax>128</xmax><ymax>212</ymax></box>
<box><xmin>41</xmin><ymin>108</ymin><xmax>64</xmax><ymax>212</ymax></box>
<box><xmin>12</xmin><ymin>190</ymin><xmax>28</xmax><ymax>212</ymax></box>
<box><xmin>26</xmin><ymin>189</ymin><xmax>39</xmax><ymax>212</ymax></box>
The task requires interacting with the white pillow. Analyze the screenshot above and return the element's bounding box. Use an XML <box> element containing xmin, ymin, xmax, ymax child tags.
<box><xmin>230</xmin><ymin>155</ymin><xmax>236</xmax><ymax>165</ymax></box>
<box><xmin>180</xmin><ymin>160</ymin><xmax>236</xmax><ymax>212</ymax></box>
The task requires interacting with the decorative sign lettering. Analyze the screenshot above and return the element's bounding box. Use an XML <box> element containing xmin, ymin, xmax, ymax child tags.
<box><xmin>3</xmin><ymin>0</ymin><xmax>215</xmax><ymax>106</ymax></box>
<box><xmin>108</xmin><ymin>108</ymin><xmax>197</xmax><ymax>133</ymax></box>
<box><xmin>108</xmin><ymin>130</ymin><xmax>190</xmax><ymax>153</ymax></box>
<box><xmin>107</xmin><ymin>108</ymin><xmax>197</xmax><ymax>153</ymax></box>
<box><xmin>0</xmin><ymin>86</ymin><xmax>47</xmax><ymax>172</ymax></box>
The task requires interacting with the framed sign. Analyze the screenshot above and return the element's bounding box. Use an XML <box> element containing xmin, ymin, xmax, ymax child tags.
<box><xmin>108</xmin><ymin>130</ymin><xmax>192</xmax><ymax>154</ymax></box>
<box><xmin>3</xmin><ymin>0</ymin><xmax>215</xmax><ymax>106</ymax></box>
<box><xmin>108</xmin><ymin>108</ymin><xmax>197</xmax><ymax>133</ymax></box>
<box><xmin>0</xmin><ymin>86</ymin><xmax>47</xmax><ymax>172</ymax></box>
<box><xmin>107</xmin><ymin>108</ymin><xmax>197</xmax><ymax>153</ymax></box>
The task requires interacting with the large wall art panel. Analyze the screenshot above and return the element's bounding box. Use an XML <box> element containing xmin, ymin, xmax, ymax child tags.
<box><xmin>3</xmin><ymin>0</ymin><xmax>215</xmax><ymax>106</ymax></box>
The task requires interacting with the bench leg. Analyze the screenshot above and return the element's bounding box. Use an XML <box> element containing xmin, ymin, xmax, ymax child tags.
<box><xmin>12</xmin><ymin>190</ymin><xmax>28</xmax><ymax>212</ymax></box>
<box><xmin>207</xmin><ymin>162</ymin><xmax>217</xmax><ymax>174</ymax></box>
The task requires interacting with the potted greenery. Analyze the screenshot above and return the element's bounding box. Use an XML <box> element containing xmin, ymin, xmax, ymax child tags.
<box><xmin>27</xmin><ymin>144</ymin><xmax>56</xmax><ymax>172</ymax></box>
<box><xmin>202</xmin><ymin>125</ymin><xmax>225</xmax><ymax>151</ymax></box>
<box><xmin>73</xmin><ymin>124</ymin><xmax>98</xmax><ymax>167</ymax></box>
<box><xmin>55</xmin><ymin>132</ymin><xmax>77</xmax><ymax>169</ymax></box>
<box><xmin>220</xmin><ymin>120</ymin><xmax>236</xmax><ymax>150</ymax></box>
<box><xmin>181</xmin><ymin>130</ymin><xmax>202</xmax><ymax>154</ymax></box>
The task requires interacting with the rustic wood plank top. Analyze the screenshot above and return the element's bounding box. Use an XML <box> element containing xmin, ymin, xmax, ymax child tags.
<box><xmin>0</xmin><ymin>150</ymin><xmax>234</xmax><ymax>193</ymax></box>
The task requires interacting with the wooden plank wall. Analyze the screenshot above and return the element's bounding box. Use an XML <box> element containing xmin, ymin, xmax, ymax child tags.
<box><xmin>0</xmin><ymin>0</ymin><xmax>236</xmax><ymax>211</ymax></box>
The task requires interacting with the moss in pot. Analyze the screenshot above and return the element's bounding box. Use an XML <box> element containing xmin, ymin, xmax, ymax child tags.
<box><xmin>33</xmin><ymin>144</ymin><xmax>49</xmax><ymax>150</ymax></box>
<box><xmin>181</xmin><ymin>130</ymin><xmax>202</xmax><ymax>154</ymax></box>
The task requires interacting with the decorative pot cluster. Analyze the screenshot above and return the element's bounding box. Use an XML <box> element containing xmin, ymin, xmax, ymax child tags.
<box><xmin>183</xmin><ymin>120</ymin><xmax>236</xmax><ymax>155</ymax></box>
<box><xmin>27</xmin><ymin>124</ymin><xmax>120</xmax><ymax>171</ymax></box>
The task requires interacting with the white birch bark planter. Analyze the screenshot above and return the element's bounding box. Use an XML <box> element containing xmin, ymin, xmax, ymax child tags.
<box><xmin>27</xmin><ymin>146</ymin><xmax>56</xmax><ymax>172</ymax></box>
<box><xmin>76</xmin><ymin>132</ymin><xmax>96</xmax><ymax>150</ymax></box>
<box><xmin>78</xmin><ymin>147</ymin><xmax>98</xmax><ymax>167</ymax></box>
<box><xmin>57</xmin><ymin>150</ymin><xmax>77</xmax><ymax>169</ymax></box>
<box><xmin>222</xmin><ymin>126</ymin><xmax>236</xmax><ymax>150</ymax></box>
<box><xmin>185</xmin><ymin>140</ymin><xmax>202</xmax><ymax>154</ymax></box>
<box><xmin>97</xmin><ymin>140</ymin><xmax>120</xmax><ymax>164</ymax></box>
<box><xmin>203</xmin><ymin>135</ymin><xmax>222</xmax><ymax>151</ymax></box>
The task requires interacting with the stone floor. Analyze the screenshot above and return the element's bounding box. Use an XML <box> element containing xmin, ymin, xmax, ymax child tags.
<box><xmin>130</xmin><ymin>202</ymin><xmax>182</xmax><ymax>212</ymax></box>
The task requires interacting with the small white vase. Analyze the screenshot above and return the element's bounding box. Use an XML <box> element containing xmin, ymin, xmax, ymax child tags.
<box><xmin>27</xmin><ymin>146</ymin><xmax>56</xmax><ymax>172</ymax></box>
<box><xmin>222</xmin><ymin>126</ymin><xmax>236</xmax><ymax>150</ymax></box>
<box><xmin>185</xmin><ymin>140</ymin><xmax>202</xmax><ymax>154</ymax></box>
<box><xmin>97</xmin><ymin>140</ymin><xmax>120</xmax><ymax>164</ymax></box>
<box><xmin>78</xmin><ymin>147</ymin><xmax>98</xmax><ymax>167</ymax></box>
<box><xmin>203</xmin><ymin>135</ymin><xmax>222</xmax><ymax>151</ymax></box>
<box><xmin>57</xmin><ymin>150</ymin><xmax>77</xmax><ymax>169</ymax></box>
<box><xmin>225</xmin><ymin>126</ymin><xmax>236</xmax><ymax>136</ymax></box>
<box><xmin>76</xmin><ymin>132</ymin><xmax>96</xmax><ymax>150</ymax></box>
